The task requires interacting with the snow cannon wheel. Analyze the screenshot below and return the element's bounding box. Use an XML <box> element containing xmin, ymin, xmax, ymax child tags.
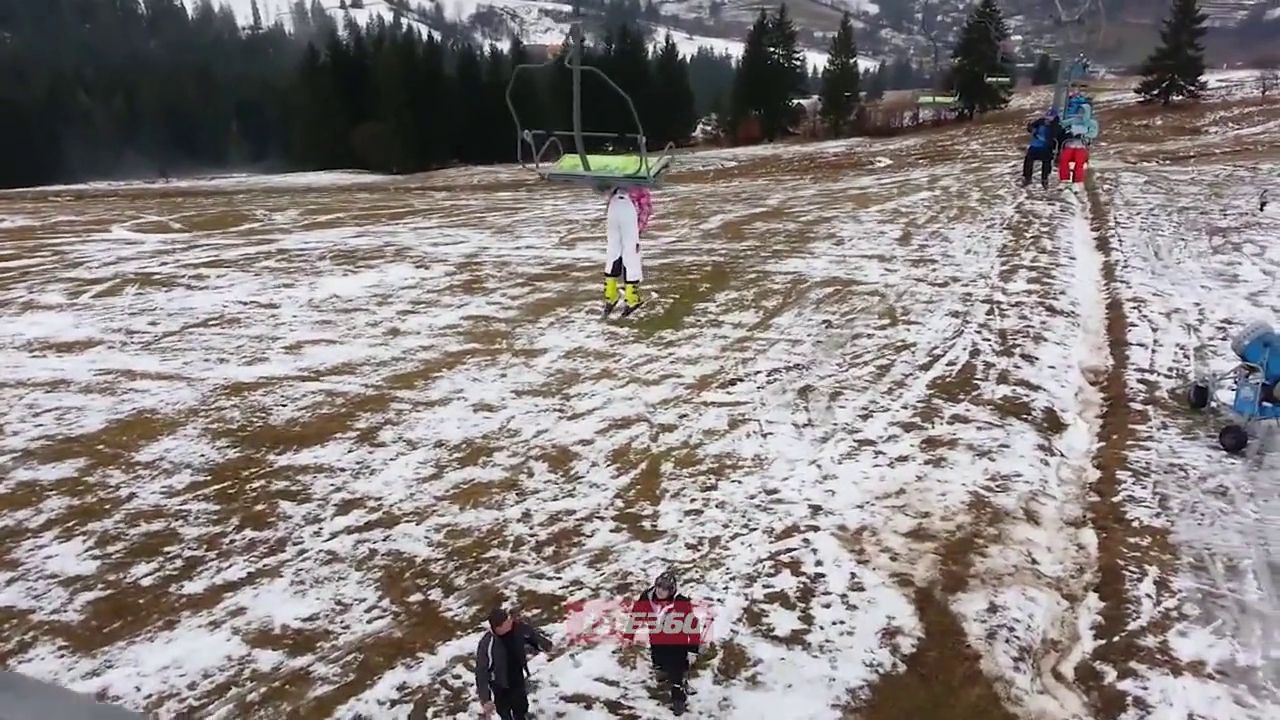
<box><xmin>1219</xmin><ymin>424</ymin><xmax>1248</xmax><ymax>453</ymax></box>
<box><xmin>1186</xmin><ymin>382</ymin><xmax>1211</xmax><ymax>410</ymax></box>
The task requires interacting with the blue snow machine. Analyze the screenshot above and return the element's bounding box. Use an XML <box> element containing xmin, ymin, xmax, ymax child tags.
<box><xmin>1187</xmin><ymin>321</ymin><xmax>1280</xmax><ymax>452</ymax></box>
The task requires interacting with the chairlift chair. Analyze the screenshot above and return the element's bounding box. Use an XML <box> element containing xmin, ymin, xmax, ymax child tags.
<box><xmin>916</xmin><ymin>90</ymin><xmax>959</xmax><ymax>107</ymax></box>
<box><xmin>505</xmin><ymin>24</ymin><xmax>674</xmax><ymax>189</ymax></box>
<box><xmin>1052</xmin><ymin>53</ymin><xmax>1091</xmax><ymax>115</ymax></box>
<box><xmin>985</xmin><ymin>75</ymin><xmax>1013</xmax><ymax>86</ymax></box>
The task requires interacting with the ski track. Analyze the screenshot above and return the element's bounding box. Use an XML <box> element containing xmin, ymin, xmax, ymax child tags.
<box><xmin>1</xmin><ymin>87</ymin><xmax>1279</xmax><ymax>719</ymax></box>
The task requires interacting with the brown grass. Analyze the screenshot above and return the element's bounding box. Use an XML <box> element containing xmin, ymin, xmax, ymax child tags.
<box><xmin>854</xmin><ymin>586</ymin><xmax>1018</xmax><ymax>720</ymax></box>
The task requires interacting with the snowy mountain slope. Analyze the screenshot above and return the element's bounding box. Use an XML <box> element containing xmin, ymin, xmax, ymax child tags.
<box><xmin>223</xmin><ymin>0</ymin><xmax>1278</xmax><ymax>72</ymax></box>
<box><xmin>224</xmin><ymin>0</ymin><xmax>845</xmax><ymax>66</ymax></box>
<box><xmin>2</xmin><ymin>76</ymin><xmax>1278</xmax><ymax>719</ymax></box>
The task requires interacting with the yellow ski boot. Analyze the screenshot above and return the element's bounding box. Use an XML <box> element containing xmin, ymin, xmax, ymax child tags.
<box><xmin>603</xmin><ymin>277</ymin><xmax>620</xmax><ymax>317</ymax></box>
<box><xmin>621</xmin><ymin>282</ymin><xmax>643</xmax><ymax>318</ymax></box>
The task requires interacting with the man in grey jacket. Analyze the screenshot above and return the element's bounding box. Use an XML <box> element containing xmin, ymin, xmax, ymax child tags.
<box><xmin>475</xmin><ymin>607</ymin><xmax>553</xmax><ymax>719</ymax></box>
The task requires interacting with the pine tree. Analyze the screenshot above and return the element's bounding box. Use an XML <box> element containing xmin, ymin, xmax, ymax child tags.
<box><xmin>1032</xmin><ymin>53</ymin><xmax>1057</xmax><ymax>85</ymax></box>
<box><xmin>506</xmin><ymin>35</ymin><xmax>543</xmax><ymax>152</ymax></box>
<box><xmin>890</xmin><ymin>54</ymin><xmax>913</xmax><ymax>89</ymax></box>
<box><xmin>1135</xmin><ymin>0</ymin><xmax>1208</xmax><ymax>104</ymax></box>
<box><xmin>652</xmin><ymin>33</ymin><xmax>696</xmax><ymax>146</ymax></box>
<box><xmin>590</xmin><ymin>22</ymin><xmax>651</xmax><ymax>140</ymax></box>
<box><xmin>419</xmin><ymin>32</ymin><xmax>452</xmax><ymax>167</ymax></box>
<box><xmin>483</xmin><ymin>44</ymin><xmax>511</xmax><ymax>163</ymax></box>
<box><xmin>731</xmin><ymin>9</ymin><xmax>772</xmax><ymax>136</ymax></box>
<box><xmin>864</xmin><ymin>62</ymin><xmax>887</xmax><ymax>102</ymax></box>
<box><xmin>291</xmin><ymin>0</ymin><xmax>312</xmax><ymax>38</ymax></box>
<box><xmin>762</xmin><ymin>3</ymin><xmax>806</xmax><ymax>138</ymax></box>
<box><xmin>453</xmin><ymin>43</ymin><xmax>487</xmax><ymax>163</ymax></box>
<box><xmin>820</xmin><ymin>11</ymin><xmax>860</xmax><ymax>137</ymax></box>
<box><xmin>0</xmin><ymin>0</ymin><xmax>618</xmax><ymax>186</ymax></box>
<box><xmin>310</xmin><ymin>0</ymin><xmax>336</xmax><ymax>38</ymax></box>
<box><xmin>949</xmin><ymin>0</ymin><xmax>1013</xmax><ymax>119</ymax></box>
<box><xmin>688</xmin><ymin>47</ymin><xmax>736</xmax><ymax>117</ymax></box>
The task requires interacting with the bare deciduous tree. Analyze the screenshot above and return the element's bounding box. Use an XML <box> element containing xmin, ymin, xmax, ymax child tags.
<box><xmin>1259</xmin><ymin>70</ymin><xmax>1279</xmax><ymax>98</ymax></box>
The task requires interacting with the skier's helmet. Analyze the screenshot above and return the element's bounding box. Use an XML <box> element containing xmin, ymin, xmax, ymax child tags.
<box><xmin>654</xmin><ymin>570</ymin><xmax>678</xmax><ymax>595</ymax></box>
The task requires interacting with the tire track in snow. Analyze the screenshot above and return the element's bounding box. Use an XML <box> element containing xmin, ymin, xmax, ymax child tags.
<box><xmin>935</xmin><ymin>187</ymin><xmax>1099</xmax><ymax>720</ymax></box>
<box><xmin>854</xmin><ymin>146</ymin><xmax>1100</xmax><ymax>718</ymax></box>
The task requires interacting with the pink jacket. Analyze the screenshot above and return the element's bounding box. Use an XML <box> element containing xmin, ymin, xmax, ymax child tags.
<box><xmin>628</xmin><ymin>187</ymin><xmax>653</xmax><ymax>235</ymax></box>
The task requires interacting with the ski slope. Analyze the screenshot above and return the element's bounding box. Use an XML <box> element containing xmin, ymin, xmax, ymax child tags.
<box><xmin>1</xmin><ymin>82</ymin><xmax>1279</xmax><ymax>719</ymax></box>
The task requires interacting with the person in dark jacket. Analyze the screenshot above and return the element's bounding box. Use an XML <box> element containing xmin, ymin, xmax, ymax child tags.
<box><xmin>1022</xmin><ymin>109</ymin><xmax>1062</xmax><ymax>189</ymax></box>
<box><xmin>475</xmin><ymin>607</ymin><xmax>553</xmax><ymax>720</ymax></box>
<box><xmin>632</xmin><ymin>570</ymin><xmax>702</xmax><ymax>715</ymax></box>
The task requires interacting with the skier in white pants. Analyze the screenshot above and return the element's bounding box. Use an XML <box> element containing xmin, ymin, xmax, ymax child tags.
<box><xmin>602</xmin><ymin>184</ymin><xmax>650</xmax><ymax>316</ymax></box>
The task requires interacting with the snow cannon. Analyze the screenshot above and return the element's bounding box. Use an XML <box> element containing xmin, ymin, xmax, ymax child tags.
<box><xmin>1186</xmin><ymin>320</ymin><xmax>1280</xmax><ymax>453</ymax></box>
<box><xmin>1231</xmin><ymin>321</ymin><xmax>1280</xmax><ymax>382</ymax></box>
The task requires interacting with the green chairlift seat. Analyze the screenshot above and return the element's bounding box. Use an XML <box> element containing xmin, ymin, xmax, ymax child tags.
<box><xmin>544</xmin><ymin>153</ymin><xmax>672</xmax><ymax>185</ymax></box>
<box><xmin>917</xmin><ymin>94</ymin><xmax>959</xmax><ymax>107</ymax></box>
<box><xmin>506</xmin><ymin>24</ymin><xmax>674</xmax><ymax>189</ymax></box>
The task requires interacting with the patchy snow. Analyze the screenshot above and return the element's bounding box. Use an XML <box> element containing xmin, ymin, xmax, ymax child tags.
<box><xmin>223</xmin><ymin>0</ymin><xmax>436</xmax><ymax>31</ymax></box>
<box><xmin>3</xmin><ymin>85</ymin><xmax>1280</xmax><ymax>719</ymax></box>
<box><xmin>13</xmin><ymin>622</ymin><xmax>284</xmax><ymax>709</ymax></box>
<box><xmin>218</xmin><ymin>0</ymin><xmax>848</xmax><ymax>65</ymax></box>
<box><xmin>655</xmin><ymin>26</ymin><xmax>867</xmax><ymax>74</ymax></box>
<box><xmin>1092</xmin><ymin>152</ymin><xmax>1280</xmax><ymax>718</ymax></box>
<box><xmin>0</xmin><ymin>170</ymin><xmax>387</xmax><ymax>195</ymax></box>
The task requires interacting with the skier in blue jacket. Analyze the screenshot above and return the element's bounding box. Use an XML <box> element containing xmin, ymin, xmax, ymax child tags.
<box><xmin>1022</xmin><ymin>109</ymin><xmax>1062</xmax><ymax>189</ymax></box>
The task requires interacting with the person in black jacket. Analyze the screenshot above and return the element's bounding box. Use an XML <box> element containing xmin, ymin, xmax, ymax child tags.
<box><xmin>475</xmin><ymin>607</ymin><xmax>553</xmax><ymax>720</ymax></box>
<box><xmin>633</xmin><ymin>570</ymin><xmax>702</xmax><ymax>715</ymax></box>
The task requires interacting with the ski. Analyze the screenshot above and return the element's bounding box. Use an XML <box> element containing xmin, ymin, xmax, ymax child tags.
<box><xmin>600</xmin><ymin>290</ymin><xmax>657</xmax><ymax>320</ymax></box>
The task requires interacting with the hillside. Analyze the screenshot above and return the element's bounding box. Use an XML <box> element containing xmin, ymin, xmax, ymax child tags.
<box><xmin>222</xmin><ymin>0</ymin><xmax>1280</xmax><ymax>70</ymax></box>
<box><xmin>2</xmin><ymin>72</ymin><xmax>1278</xmax><ymax>720</ymax></box>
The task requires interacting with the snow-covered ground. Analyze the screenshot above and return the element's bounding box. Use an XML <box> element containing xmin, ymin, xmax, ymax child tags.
<box><xmin>1096</xmin><ymin>161</ymin><xmax>1280</xmax><ymax>720</ymax></box>
<box><xmin>2</xmin><ymin>84</ymin><xmax>1279</xmax><ymax>719</ymax></box>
